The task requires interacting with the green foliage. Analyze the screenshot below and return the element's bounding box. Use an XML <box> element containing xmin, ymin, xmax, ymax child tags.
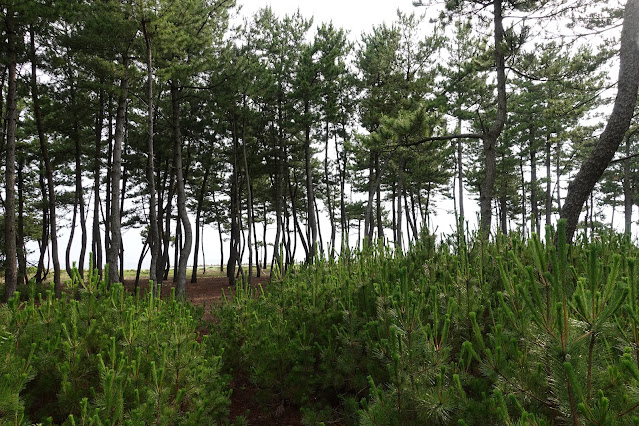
<box><xmin>213</xmin><ymin>222</ymin><xmax>639</xmax><ymax>424</ymax></box>
<box><xmin>0</xmin><ymin>262</ymin><xmax>229</xmax><ymax>425</ymax></box>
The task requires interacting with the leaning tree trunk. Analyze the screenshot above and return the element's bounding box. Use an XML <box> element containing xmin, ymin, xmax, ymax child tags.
<box><xmin>479</xmin><ymin>0</ymin><xmax>508</xmax><ymax>238</ymax></box>
<box><xmin>561</xmin><ymin>0</ymin><xmax>639</xmax><ymax>243</ymax></box>
<box><xmin>107</xmin><ymin>54</ymin><xmax>129</xmax><ymax>286</ymax></box>
<box><xmin>30</xmin><ymin>26</ymin><xmax>62</xmax><ymax>297</ymax></box>
<box><xmin>171</xmin><ymin>82</ymin><xmax>192</xmax><ymax>299</ymax></box>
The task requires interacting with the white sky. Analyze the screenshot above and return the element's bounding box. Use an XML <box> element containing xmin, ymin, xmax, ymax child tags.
<box><xmin>237</xmin><ymin>0</ymin><xmax>423</xmax><ymax>40</ymax></box>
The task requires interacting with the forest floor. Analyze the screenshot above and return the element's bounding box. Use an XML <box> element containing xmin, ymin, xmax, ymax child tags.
<box><xmin>122</xmin><ymin>271</ymin><xmax>304</xmax><ymax>426</ymax></box>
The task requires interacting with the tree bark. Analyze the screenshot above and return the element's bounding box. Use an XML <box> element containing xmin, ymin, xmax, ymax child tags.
<box><xmin>561</xmin><ymin>0</ymin><xmax>639</xmax><ymax>242</ymax></box>
<box><xmin>530</xmin><ymin>126</ymin><xmax>540</xmax><ymax>235</ymax></box>
<box><xmin>4</xmin><ymin>9</ymin><xmax>18</xmax><ymax>299</ymax></box>
<box><xmin>624</xmin><ymin>132</ymin><xmax>635</xmax><ymax>236</ymax></box>
<box><xmin>107</xmin><ymin>53</ymin><xmax>129</xmax><ymax>286</ymax></box>
<box><xmin>545</xmin><ymin>136</ymin><xmax>552</xmax><ymax>228</ymax></box>
<box><xmin>16</xmin><ymin>158</ymin><xmax>26</xmax><ymax>286</ymax></box>
<box><xmin>171</xmin><ymin>82</ymin><xmax>192</xmax><ymax>298</ymax></box>
<box><xmin>242</xmin><ymin>124</ymin><xmax>254</xmax><ymax>284</ymax></box>
<box><xmin>142</xmin><ymin>19</ymin><xmax>160</xmax><ymax>296</ymax></box>
<box><xmin>191</xmin><ymin>165</ymin><xmax>210</xmax><ymax>283</ymax></box>
<box><xmin>36</xmin><ymin>164</ymin><xmax>49</xmax><ymax>284</ymax></box>
<box><xmin>305</xmin><ymin>100</ymin><xmax>318</xmax><ymax>263</ymax></box>
<box><xmin>479</xmin><ymin>0</ymin><xmax>508</xmax><ymax>237</ymax></box>
<box><xmin>30</xmin><ymin>26</ymin><xmax>62</xmax><ymax>297</ymax></box>
<box><xmin>93</xmin><ymin>85</ymin><xmax>104</xmax><ymax>277</ymax></box>
<box><xmin>457</xmin><ymin>118</ymin><xmax>465</xmax><ymax>220</ymax></box>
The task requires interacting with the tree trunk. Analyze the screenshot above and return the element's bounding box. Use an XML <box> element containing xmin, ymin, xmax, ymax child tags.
<box><xmin>107</xmin><ymin>53</ymin><xmax>129</xmax><ymax>286</ymax></box>
<box><xmin>142</xmin><ymin>19</ymin><xmax>160</xmax><ymax>296</ymax></box>
<box><xmin>396</xmin><ymin>157</ymin><xmax>405</xmax><ymax>252</ymax></box>
<box><xmin>376</xmin><ymin>153</ymin><xmax>384</xmax><ymax>242</ymax></box>
<box><xmin>4</xmin><ymin>9</ymin><xmax>17</xmax><ymax>299</ymax></box>
<box><xmin>134</xmin><ymin>241</ymin><xmax>149</xmax><ymax>292</ymax></box>
<box><xmin>325</xmin><ymin>122</ymin><xmax>336</xmax><ymax>258</ymax></box>
<box><xmin>305</xmin><ymin>102</ymin><xmax>317</xmax><ymax>264</ymax></box>
<box><xmin>16</xmin><ymin>159</ymin><xmax>26</xmax><ymax>286</ymax></box>
<box><xmin>36</xmin><ymin>165</ymin><xmax>49</xmax><ymax>284</ymax></box>
<box><xmin>545</xmin><ymin>136</ymin><xmax>552</xmax><ymax>228</ymax></box>
<box><xmin>457</xmin><ymin>118</ymin><xmax>465</xmax><ymax>220</ymax></box>
<box><xmin>227</xmin><ymin>123</ymin><xmax>240</xmax><ymax>286</ymax></box>
<box><xmin>171</xmin><ymin>82</ymin><xmax>192</xmax><ymax>298</ymax></box>
<box><xmin>479</xmin><ymin>0</ymin><xmax>507</xmax><ymax>237</ymax></box>
<box><xmin>624</xmin><ymin>133</ymin><xmax>635</xmax><ymax>236</ymax></box>
<box><xmin>191</xmin><ymin>165</ymin><xmax>210</xmax><ymax>283</ymax></box>
<box><xmin>530</xmin><ymin>126</ymin><xmax>539</xmax><ymax>235</ymax></box>
<box><xmin>93</xmin><ymin>85</ymin><xmax>104</xmax><ymax>277</ymax></box>
<box><xmin>241</xmin><ymin>101</ymin><xmax>253</xmax><ymax>283</ymax></box>
<box><xmin>561</xmin><ymin>0</ymin><xmax>639</xmax><ymax>242</ymax></box>
<box><xmin>66</xmin><ymin>193</ymin><xmax>78</xmax><ymax>279</ymax></box>
<box><xmin>30</xmin><ymin>26</ymin><xmax>62</xmax><ymax>297</ymax></box>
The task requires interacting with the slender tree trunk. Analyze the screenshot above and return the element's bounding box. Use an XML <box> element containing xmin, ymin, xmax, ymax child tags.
<box><xmin>142</xmin><ymin>19</ymin><xmax>160</xmax><ymax>296</ymax></box>
<box><xmin>191</xmin><ymin>165</ymin><xmax>210</xmax><ymax>283</ymax></box>
<box><xmin>212</xmin><ymin>190</ymin><xmax>224</xmax><ymax>273</ymax></box>
<box><xmin>530</xmin><ymin>127</ymin><xmax>540</xmax><ymax>235</ymax></box>
<box><xmin>16</xmin><ymin>159</ymin><xmax>26</xmax><ymax>286</ymax></box>
<box><xmin>134</xmin><ymin>241</ymin><xmax>149</xmax><ymax>292</ymax></box>
<box><xmin>520</xmin><ymin>158</ymin><xmax>526</xmax><ymax>234</ymax></box>
<box><xmin>30</xmin><ymin>26</ymin><xmax>62</xmax><ymax>296</ymax></box>
<box><xmin>227</xmin><ymin>123</ymin><xmax>240</xmax><ymax>286</ymax></box>
<box><xmin>500</xmin><ymin>196</ymin><xmax>508</xmax><ymax>234</ymax></box>
<box><xmin>305</xmin><ymin>102</ymin><xmax>317</xmax><ymax>264</ymax></box>
<box><xmin>396</xmin><ymin>157</ymin><xmax>405</xmax><ymax>252</ymax></box>
<box><xmin>66</xmin><ymin>195</ymin><xmax>78</xmax><ymax>278</ymax></box>
<box><xmin>376</xmin><ymin>154</ymin><xmax>384</xmax><ymax>241</ymax></box>
<box><xmin>479</xmin><ymin>0</ymin><xmax>508</xmax><ymax>237</ymax></box>
<box><xmin>364</xmin><ymin>152</ymin><xmax>375</xmax><ymax>243</ymax></box>
<box><xmin>624</xmin><ymin>133</ymin><xmax>634</xmax><ymax>236</ymax></box>
<box><xmin>561</xmin><ymin>0</ymin><xmax>639</xmax><ymax>242</ymax></box>
<box><xmin>336</xmin><ymin>131</ymin><xmax>348</xmax><ymax>251</ymax></box>
<box><xmin>105</xmin><ymin>102</ymin><xmax>113</xmax><ymax>266</ymax></box>
<box><xmin>93</xmin><ymin>86</ymin><xmax>104</xmax><ymax>277</ymax></box>
<box><xmin>325</xmin><ymin>122</ymin><xmax>336</xmax><ymax>258</ymax></box>
<box><xmin>546</xmin><ymin>136</ymin><xmax>552</xmax><ymax>228</ymax></box>
<box><xmin>107</xmin><ymin>53</ymin><xmax>129</xmax><ymax>286</ymax></box>
<box><xmin>36</xmin><ymin>165</ymin><xmax>49</xmax><ymax>283</ymax></box>
<box><xmin>4</xmin><ymin>10</ymin><xmax>18</xmax><ymax>299</ymax></box>
<box><xmin>457</xmin><ymin>118</ymin><xmax>465</xmax><ymax>220</ymax></box>
<box><xmin>241</xmin><ymin>98</ymin><xmax>253</xmax><ymax>283</ymax></box>
<box><xmin>173</xmin><ymin>220</ymin><xmax>181</xmax><ymax>282</ymax></box>
<box><xmin>171</xmin><ymin>83</ymin><xmax>192</xmax><ymax>298</ymax></box>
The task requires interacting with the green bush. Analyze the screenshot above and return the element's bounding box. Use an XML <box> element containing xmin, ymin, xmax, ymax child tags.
<box><xmin>0</xmin><ymin>264</ymin><xmax>229</xmax><ymax>425</ymax></box>
<box><xmin>213</xmin><ymin>222</ymin><xmax>639</xmax><ymax>424</ymax></box>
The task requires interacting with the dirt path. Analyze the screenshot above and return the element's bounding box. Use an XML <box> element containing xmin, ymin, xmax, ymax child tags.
<box><xmin>122</xmin><ymin>274</ymin><xmax>303</xmax><ymax>425</ymax></box>
<box><xmin>122</xmin><ymin>274</ymin><xmax>271</xmax><ymax>319</ymax></box>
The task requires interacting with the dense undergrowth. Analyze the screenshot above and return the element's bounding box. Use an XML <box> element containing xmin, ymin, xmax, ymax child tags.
<box><xmin>7</xmin><ymin>220</ymin><xmax>639</xmax><ymax>424</ymax></box>
<box><xmin>214</xmin><ymin>221</ymin><xmax>639</xmax><ymax>425</ymax></box>
<box><xmin>1</xmin><ymin>262</ymin><xmax>229</xmax><ymax>425</ymax></box>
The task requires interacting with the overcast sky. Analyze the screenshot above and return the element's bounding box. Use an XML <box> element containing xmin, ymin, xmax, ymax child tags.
<box><xmin>237</xmin><ymin>0</ymin><xmax>425</xmax><ymax>40</ymax></box>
